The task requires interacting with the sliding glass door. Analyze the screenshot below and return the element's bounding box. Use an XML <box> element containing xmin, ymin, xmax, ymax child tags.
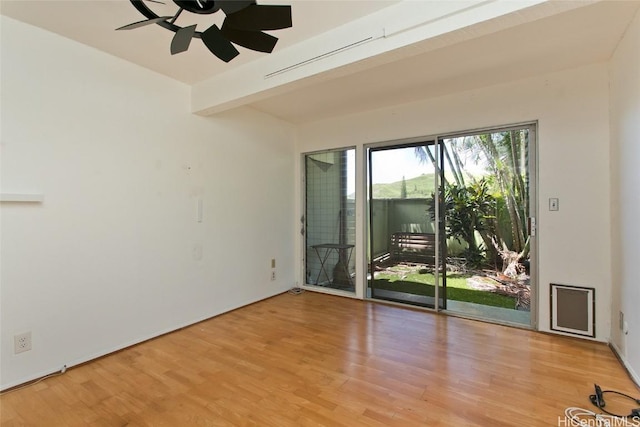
<box><xmin>439</xmin><ymin>127</ymin><xmax>534</xmax><ymax>326</ymax></box>
<box><xmin>367</xmin><ymin>142</ymin><xmax>446</xmax><ymax>309</ymax></box>
<box><xmin>366</xmin><ymin>125</ymin><xmax>535</xmax><ymax>327</ymax></box>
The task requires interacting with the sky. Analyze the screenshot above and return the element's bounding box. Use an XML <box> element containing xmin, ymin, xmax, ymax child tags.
<box><xmin>345</xmin><ymin>146</ymin><xmax>434</xmax><ymax>196</ymax></box>
<box><xmin>345</xmin><ymin>141</ymin><xmax>492</xmax><ymax>196</ymax></box>
<box><xmin>370</xmin><ymin>146</ymin><xmax>435</xmax><ymax>184</ymax></box>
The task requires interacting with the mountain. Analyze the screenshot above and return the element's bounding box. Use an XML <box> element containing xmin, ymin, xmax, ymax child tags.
<box><xmin>372</xmin><ymin>174</ymin><xmax>436</xmax><ymax>199</ymax></box>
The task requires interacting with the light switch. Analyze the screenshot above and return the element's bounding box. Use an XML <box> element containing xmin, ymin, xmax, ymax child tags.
<box><xmin>549</xmin><ymin>198</ymin><xmax>559</xmax><ymax>211</ymax></box>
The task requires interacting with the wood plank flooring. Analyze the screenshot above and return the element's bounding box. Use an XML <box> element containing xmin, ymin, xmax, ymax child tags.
<box><xmin>1</xmin><ymin>291</ymin><xmax>638</xmax><ymax>426</ymax></box>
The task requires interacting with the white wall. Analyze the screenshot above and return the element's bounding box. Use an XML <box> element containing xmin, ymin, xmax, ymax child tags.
<box><xmin>0</xmin><ymin>17</ymin><xmax>295</xmax><ymax>389</ymax></box>
<box><xmin>609</xmin><ymin>10</ymin><xmax>640</xmax><ymax>383</ymax></box>
<box><xmin>297</xmin><ymin>63</ymin><xmax>613</xmax><ymax>340</ymax></box>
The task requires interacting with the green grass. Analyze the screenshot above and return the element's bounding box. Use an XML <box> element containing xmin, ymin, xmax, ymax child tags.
<box><xmin>372</xmin><ymin>270</ymin><xmax>517</xmax><ymax>309</ymax></box>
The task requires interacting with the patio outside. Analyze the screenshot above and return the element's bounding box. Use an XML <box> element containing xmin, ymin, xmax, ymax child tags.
<box><xmin>368</xmin><ymin>128</ymin><xmax>532</xmax><ymax>324</ymax></box>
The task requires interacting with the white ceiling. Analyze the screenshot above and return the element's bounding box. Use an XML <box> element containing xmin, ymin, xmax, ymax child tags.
<box><xmin>2</xmin><ymin>0</ymin><xmax>639</xmax><ymax>124</ymax></box>
<box><xmin>249</xmin><ymin>0</ymin><xmax>640</xmax><ymax>123</ymax></box>
<box><xmin>0</xmin><ymin>0</ymin><xmax>398</xmax><ymax>84</ymax></box>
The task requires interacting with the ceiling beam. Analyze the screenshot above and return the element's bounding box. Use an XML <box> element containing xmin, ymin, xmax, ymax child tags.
<box><xmin>191</xmin><ymin>0</ymin><xmax>595</xmax><ymax>116</ymax></box>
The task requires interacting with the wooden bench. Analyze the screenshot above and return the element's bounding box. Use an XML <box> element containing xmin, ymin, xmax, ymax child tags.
<box><xmin>389</xmin><ymin>232</ymin><xmax>436</xmax><ymax>265</ymax></box>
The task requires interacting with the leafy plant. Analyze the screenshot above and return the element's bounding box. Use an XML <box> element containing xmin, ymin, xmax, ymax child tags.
<box><xmin>431</xmin><ymin>178</ymin><xmax>497</xmax><ymax>267</ymax></box>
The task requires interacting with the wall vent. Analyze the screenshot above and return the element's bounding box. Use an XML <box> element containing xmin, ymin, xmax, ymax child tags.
<box><xmin>550</xmin><ymin>284</ymin><xmax>595</xmax><ymax>338</ymax></box>
<box><xmin>265</xmin><ymin>36</ymin><xmax>377</xmax><ymax>79</ymax></box>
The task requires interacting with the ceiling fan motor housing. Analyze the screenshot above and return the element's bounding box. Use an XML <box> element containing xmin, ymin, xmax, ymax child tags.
<box><xmin>173</xmin><ymin>0</ymin><xmax>219</xmax><ymax>15</ymax></box>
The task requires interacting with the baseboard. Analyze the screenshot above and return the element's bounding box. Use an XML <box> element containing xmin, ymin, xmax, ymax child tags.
<box><xmin>0</xmin><ymin>288</ymin><xmax>289</xmax><ymax>392</ymax></box>
<box><xmin>609</xmin><ymin>341</ymin><xmax>640</xmax><ymax>389</ymax></box>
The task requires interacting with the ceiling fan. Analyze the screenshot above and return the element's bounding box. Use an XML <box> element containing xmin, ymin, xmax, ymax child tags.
<box><xmin>116</xmin><ymin>0</ymin><xmax>292</xmax><ymax>62</ymax></box>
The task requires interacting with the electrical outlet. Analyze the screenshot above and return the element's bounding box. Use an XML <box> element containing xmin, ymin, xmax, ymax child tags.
<box><xmin>14</xmin><ymin>332</ymin><xmax>32</xmax><ymax>354</ymax></box>
<box><xmin>271</xmin><ymin>270</ymin><xmax>276</xmax><ymax>281</ymax></box>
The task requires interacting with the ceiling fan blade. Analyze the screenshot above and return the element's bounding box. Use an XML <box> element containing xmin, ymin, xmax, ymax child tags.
<box><xmin>116</xmin><ymin>16</ymin><xmax>172</xmax><ymax>31</ymax></box>
<box><xmin>217</xmin><ymin>1</ymin><xmax>255</xmax><ymax>15</ymax></box>
<box><xmin>201</xmin><ymin>25</ymin><xmax>240</xmax><ymax>62</ymax></box>
<box><xmin>170</xmin><ymin>24</ymin><xmax>197</xmax><ymax>54</ymax></box>
<box><xmin>221</xmin><ymin>24</ymin><xmax>278</xmax><ymax>53</ymax></box>
<box><xmin>224</xmin><ymin>4</ymin><xmax>292</xmax><ymax>31</ymax></box>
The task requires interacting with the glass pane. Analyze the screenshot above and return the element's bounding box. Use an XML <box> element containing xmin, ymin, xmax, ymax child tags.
<box><xmin>441</xmin><ymin>128</ymin><xmax>531</xmax><ymax>325</ymax></box>
<box><xmin>305</xmin><ymin>149</ymin><xmax>356</xmax><ymax>292</ymax></box>
<box><xmin>366</xmin><ymin>143</ymin><xmax>444</xmax><ymax>308</ymax></box>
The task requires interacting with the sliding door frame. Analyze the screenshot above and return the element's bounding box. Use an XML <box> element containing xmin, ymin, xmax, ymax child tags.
<box><xmin>433</xmin><ymin>123</ymin><xmax>538</xmax><ymax>329</ymax></box>
<box><xmin>364</xmin><ymin>137</ymin><xmax>443</xmax><ymax>312</ymax></box>
<box><xmin>363</xmin><ymin>122</ymin><xmax>538</xmax><ymax>329</ymax></box>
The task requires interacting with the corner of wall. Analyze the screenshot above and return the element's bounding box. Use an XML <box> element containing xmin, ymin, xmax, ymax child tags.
<box><xmin>607</xmin><ymin>5</ymin><xmax>640</xmax><ymax>382</ymax></box>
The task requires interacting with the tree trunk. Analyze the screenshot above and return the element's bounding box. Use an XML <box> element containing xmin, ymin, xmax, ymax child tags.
<box><xmin>491</xmin><ymin>236</ymin><xmax>529</xmax><ymax>278</ymax></box>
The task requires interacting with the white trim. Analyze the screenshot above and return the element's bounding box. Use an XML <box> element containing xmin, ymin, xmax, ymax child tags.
<box><xmin>610</xmin><ymin>342</ymin><xmax>640</xmax><ymax>388</ymax></box>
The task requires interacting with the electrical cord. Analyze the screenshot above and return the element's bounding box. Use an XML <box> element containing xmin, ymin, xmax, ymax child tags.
<box><xmin>0</xmin><ymin>365</ymin><xmax>67</xmax><ymax>395</ymax></box>
<box><xmin>589</xmin><ymin>383</ymin><xmax>640</xmax><ymax>418</ymax></box>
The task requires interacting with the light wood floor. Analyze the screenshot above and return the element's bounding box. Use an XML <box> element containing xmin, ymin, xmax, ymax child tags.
<box><xmin>1</xmin><ymin>292</ymin><xmax>638</xmax><ymax>426</ymax></box>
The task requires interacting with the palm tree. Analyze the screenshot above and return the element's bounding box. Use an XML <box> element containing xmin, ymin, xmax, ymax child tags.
<box><xmin>470</xmin><ymin>131</ymin><xmax>528</xmax><ymax>254</ymax></box>
<box><xmin>416</xmin><ymin>130</ymin><xmax>530</xmax><ymax>258</ymax></box>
